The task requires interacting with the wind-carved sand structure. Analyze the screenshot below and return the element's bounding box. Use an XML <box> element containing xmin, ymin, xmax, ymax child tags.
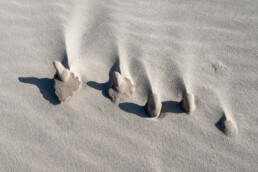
<box><xmin>145</xmin><ymin>93</ymin><xmax>162</xmax><ymax>118</ymax></box>
<box><xmin>5</xmin><ymin>0</ymin><xmax>258</xmax><ymax>171</ymax></box>
<box><xmin>108</xmin><ymin>71</ymin><xmax>135</xmax><ymax>103</ymax></box>
<box><xmin>221</xmin><ymin>113</ymin><xmax>238</xmax><ymax>137</ymax></box>
<box><xmin>181</xmin><ymin>92</ymin><xmax>196</xmax><ymax>114</ymax></box>
<box><xmin>53</xmin><ymin>61</ymin><xmax>81</xmax><ymax>102</ymax></box>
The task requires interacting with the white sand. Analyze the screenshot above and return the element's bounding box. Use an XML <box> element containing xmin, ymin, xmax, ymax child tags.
<box><xmin>1</xmin><ymin>0</ymin><xmax>258</xmax><ymax>171</ymax></box>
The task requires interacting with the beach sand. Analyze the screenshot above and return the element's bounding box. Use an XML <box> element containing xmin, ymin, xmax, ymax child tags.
<box><xmin>0</xmin><ymin>0</ymin><xmax>257</xmax><ymax>171</ymax></box>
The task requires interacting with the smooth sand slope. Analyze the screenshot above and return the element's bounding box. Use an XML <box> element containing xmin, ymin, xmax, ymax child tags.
<box><xmin>0</xmin><ymin>0</ymin><xmax>258</xmax><ymax>171</ymax></box>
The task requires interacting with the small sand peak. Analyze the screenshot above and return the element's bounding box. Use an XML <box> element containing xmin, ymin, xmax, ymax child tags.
<box><xmin>54</xmin><ymin>61</ymin><xmax>70</xmax><ymax>82</ymax></box>
<box><xmin>212</xmin><ymin>61</ymin><xmax>227</xmax><ymax>73</ymax></box>
<box><xmin>53</xmin><ymin>61</ymin><xmax>81</xmax><ymax>102</ymax></box>
<box><xmin>108</xmin><ymin>71</ymin><xmax>134</xmax><ymax>103</ymax></box>
<box><xmin>112</xmin><ymin>71</ymin><xmax>123</xmax><ymax>91</ymax></box>
<box><xmin>222</xmin><ymin>118</ymin><xmax>238</xmax><ymax>137</ymax></box>
<box><xmin>181</xmin><ymin>92</ymin><xmax>196</xmax><ymax>114</ymax></box>
<box><xmin>145</xmin><ymin>93</ymin><xmax>162</xmax><ymax>118</ymax></box>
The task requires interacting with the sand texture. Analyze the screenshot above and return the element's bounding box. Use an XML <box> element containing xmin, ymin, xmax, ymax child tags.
<box><xmin>1</xmin><ymin>0</ymin><xmax>258</xmax><ymax>171</ymax></box>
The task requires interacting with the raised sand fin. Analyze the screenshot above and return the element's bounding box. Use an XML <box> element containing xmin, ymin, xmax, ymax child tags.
<box><xmin>145</xmin><ymin>93</ymin><xmax>162</xmax><ymax>118</ymax></box>
<box><xmin>54</xmin><ymin>61</ymin><xmax>70</xmax><ymax>81</ymax></box>
<box><xmin>53</xmin><ymin>61</ymin><xmax>81</xmax><ymax>102</ymax></box>
<box><xmin>108</xmin><ymin>71</ymin><xmax>135</xmax><ymax>103</ymax></box>
<box><xmin>222</xmin><ymin>116</ymin><xmax>238</xmax><ymax>137</ymax></box>
<box><xmin>112</xmin><ymin>72</ymin><xmax>123</xmax><ymax>91</ymax></box>
<box><xmin>181</xmin><ymin>92</ymin><xmax>196</xmax><ymax>114</ymax></box>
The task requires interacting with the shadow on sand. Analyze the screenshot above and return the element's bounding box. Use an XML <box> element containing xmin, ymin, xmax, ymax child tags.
<box><xmin>119</xmin><ymin>100</ymin><xmax>184</xmax><ymax>119</ymax></box>
<box><xmin>18</xmin><ymin>51</ymin><xmax>70</xmax><ymax>105</ymax></box>
<box><xmin>215</xmin><ymin>115</ymin><xmax>226</xmax><ymax>133</ymax></box>
<box><xmin>87</xmin><ymin>58</ymin><xmax>120</xmax><ymax>100</ymax></box>
<box><xmin>119</xmin><ymin>103</ymin><xmax>149</xmax><ymax>118</ymax></box>
<box><xmin>18</xmin><ymin>77</ymin><xmax>60</xmax><ymax>105</ymax></box>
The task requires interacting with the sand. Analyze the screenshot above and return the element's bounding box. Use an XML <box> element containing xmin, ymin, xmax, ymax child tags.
<box><xmin>145</xmin><ymin>93</ymin><xmax>162</xmax><ymax>118</ymax></box>
<box><xmin>181</xmin><ymin>92</ymin><xmax>196</xmax><ymax>114</ymax></box>
<box><xmin>53</xmin><ymin>61</ymin><xmax>82</xmax><ymax>102</ymax></box>
<box><xmin>108</xmin><ymin>71</ymin><xmax>135</xmax><ymax>103</ymax></box>
<box><xmin>1</xmin><ymin>0</ymin><xmax>258</xmax><ymax>171</ymax></box>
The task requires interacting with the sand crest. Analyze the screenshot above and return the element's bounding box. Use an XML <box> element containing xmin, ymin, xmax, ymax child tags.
<box><xmin>108</xmin><ymin>71</ymin><xmax>134</xmax><ymax>103</ymax></box>
<box><xmin>145</xmin><ymin>93</ymin><xmax>162</xmax><ymax>118</ymax></box>
<box><xmin>181</xmin><ymin>92</ymin><xmax>196</xmax><ymax>114</ymax></box>
<box><xmin>53</xmin><ymin>61</ymin><xmax>81</xmax><ymax>102</ymax></box>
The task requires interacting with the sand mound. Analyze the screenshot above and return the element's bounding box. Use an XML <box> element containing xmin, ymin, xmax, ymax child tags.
<box><xmin>108</xmin><ymin>71</ymin><xmax>134</xmax><ymax>103</ymax></box>
<box><xmin>222</xmin><ymin>116</ymin><xmax>238</xmax><ymax>137</ymax></box>
<box><xmin>181</xmin><ymin>92</ymin><xmax>196</xmax><ymax>114</ymax></box>
<box><xmin>53</xmin><ymin>61</ymin><xmax>81</xmax><ymax>102</ymax></box>
<box><xmin>222</xmin><ymin>119</ymin><xmax>238</xmax><ymax>137</ymax></box>
<box><xmin>145</xmin><ymin>93</ymin><xmax>162</xmax><ymax>118</ymax></box>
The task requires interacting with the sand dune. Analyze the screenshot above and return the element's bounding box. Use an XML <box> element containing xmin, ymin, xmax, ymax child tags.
<box><xmin>1</xmin><ymin>0</ymin><xmax>258</xmax><ymax>171</ymax></box>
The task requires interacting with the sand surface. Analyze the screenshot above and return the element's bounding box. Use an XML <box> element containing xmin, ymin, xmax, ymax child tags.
<box><xmin>0</xmin><ymin>0</ymin><xmax>258</xmax><ymax>171</ymax></box>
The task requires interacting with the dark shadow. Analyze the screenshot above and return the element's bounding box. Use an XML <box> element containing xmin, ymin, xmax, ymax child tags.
<box><xmin>162</xmin><ymin>101</ymin><xmax>184</xmax><ymax>114</ymax></box>
<box><xmin>18</xmin><ymin>77</ymin><xmax>60</xmax><ymax>105</ymax></box>
<box><xmin>119</xmin><ymin>102</ymin><xmax>150</xmax><ymax>118</ymax></box>
<box><xmin>215</xmin><ymin>115</ymin><xmax>226</xmax><ymax>132</ymax></box>
<box><xmin>87</xmin><ymin>58</ymin><xmax>120</xmax><ymax>99</ymax></box>
<box><xmin>87</xmin><ymin>81</ymin><xmax>109</xmax><ymax>98</ymax></box>
<box><xmin>119</xmin><ymin>100</ymin><xmax>184</xmax><ymax>119</ymax></box>
<box><xmin>61</xmin><ymin>51</ymin><xmax>69</xmax><ymax>69</ymax></box>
